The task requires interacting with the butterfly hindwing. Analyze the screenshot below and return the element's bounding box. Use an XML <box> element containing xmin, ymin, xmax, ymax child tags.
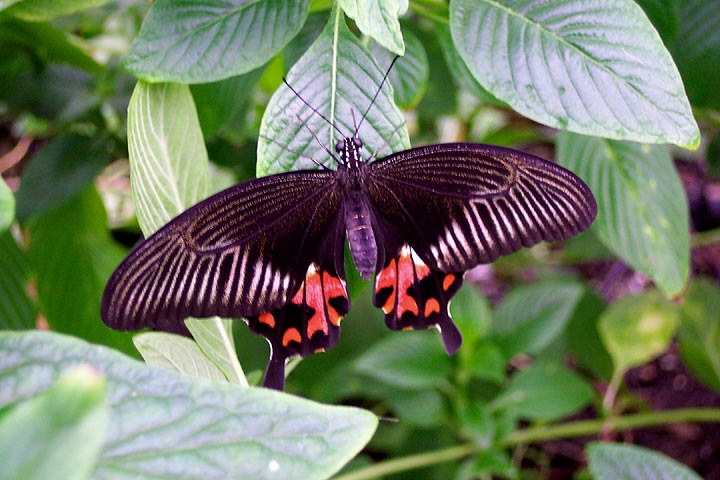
<box><xmin>373</xmin><ymin>238</ymin><xmax>464</xmax><ymax>354</ymax></box>
<box><xmin>247</xmin><ymin>209</ymin><xmax>349</xmax><ymax>390</ymax></box>
<box><xmin>367</xmin><ymin>143</ymin><xmax>597</xmax><ymax>272</ymax></box>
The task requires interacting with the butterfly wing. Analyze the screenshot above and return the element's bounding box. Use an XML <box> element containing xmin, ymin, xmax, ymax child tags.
<box><xmin>367</xmin><ymin>143</ymin><xmax>596</xmax><ymax>350</ymax></box>
<box><xmin>101</xmin><ymin>170</ymin><xmax>350</xmax><ymax>388</ymax></box>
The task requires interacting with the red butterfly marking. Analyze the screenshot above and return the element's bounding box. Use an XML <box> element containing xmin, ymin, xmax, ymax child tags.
<box><xmin>295</xmin><ymin>269</ymin><xmax>347</xmax><ymax>339</ymax></box>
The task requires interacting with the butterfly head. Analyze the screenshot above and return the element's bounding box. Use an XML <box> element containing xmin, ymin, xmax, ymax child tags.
<box><xmin>336</xmin><ymin>136</ymin><xmax>364</xmax><ymax>168</ymax></box>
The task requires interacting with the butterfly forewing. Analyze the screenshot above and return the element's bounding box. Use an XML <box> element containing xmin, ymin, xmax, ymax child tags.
<box><xmin>101</xmin><ymin>170</ymin><xmax>344</xmax><ymax>334</ymax></box>
<box><xmin>366</xmin><ymin>143</ymin><xmax>597</xmax><ymax>272</ymax></box>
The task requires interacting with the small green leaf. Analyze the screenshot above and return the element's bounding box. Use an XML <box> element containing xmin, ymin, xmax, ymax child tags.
<box><xmin>15</xmin><ymin>134</ymin><xmax>110</xmax><ymax>222</ymax></box>
<box><xmin>338</xmin><ymin>0</ymin><xmax>407</xmax><ymax>55</ymax></box>
<box><xmin>677</xmin><ymin>279</ymin><xmax>720</xmax><ymax>392</ymax></box>
<box><xmin>0</xmin><ymin>231</ymin><xmax>35</xmax><ymax>330</ymax></box>
<box><xmin>4</xmin><ymin>0</ymin><xmax>107</xmax><ymax>21</ymax></box>
<box><xmin>0</xmin><ymin>176</ymin><xmax>13</xmax><ymax>231</ymax></box>
<box><xmin>599</xmin><ymin>291</ymin><xmax>680</xmax><ymax>373</ymax></box>
<box><xmin>258</xmin><ymin>8</ymin><xmax>409</xmax><ymax>175</ymax></box>
<box><xmin>450</xmin><ymin>285</ymin><xmax>493</xmax><ymax>349</ymax></box>
<box><xmin>133</xmin><ymin>332</ymin><xmax>228</xmax><ymax>382</ymax></box>
<box><xmin>127</xmin><ymin>81</ymin><xmax>209</xmax><ymax>234</ymax></box>
<box><xmin>355</xmin><ymin>331</ymin><xmax>450</xmax><ymax>389</ymax></box>
<box><xmin>0</xmin><ymin>331</ymin><xmax>378</xmax><ymax>480</ymax></box>
<box><xmin>492</xmin><ymin>360</ymin><xmax>594</xmax><ymax>422</ymax></box>
<box><xmin>458</xmin><ymin>402</ymin><xmax>494</xmax><ymax>448</ymax></box>
<box><xmin>564</xmin><ymin>291</ymin><xmax>613</xmax><ymax>380</ymax></box>
<box><xmin>587</xmin><ymin>442</ymin><xmax>702</xmax><ymax>480</ymax></box>
<box><xmin>370</xmin><ymin>28</ymin><xmax>428</xmax><ymax>108</ymax></box>
<box><xmin>558</xmin><ymin>133</ymin><xmax>690</xmax><ymax>297</ymax></box>
<box><xmin>463</xmin><ymin>341</ymin><xmax>505</xmax><ymax>384</ymax></box>
<box><xmin>185</xmin><ymin>317</ymin><xmax>248</xmax><ymax>386</ymax></box>
<box><xmin>386</xmin><ymin>389</ymin><xmax>445</xmax><ymax>427</ymax></box>
<box><xmin>671</xmin><ymin>0</ymin><xmax>720</xmax><ymax>109</ymax></box>
<box><xmin>493</xmin><ymin>279</ymin><xmax>586</xmax><ymax>358</ymax></box>
<box><xmin>450</xmin><ymin>0</ymin><xmax>699</xmax><ymax>147</ymax></box>
<box><xmin>125</xmin><ymin>0</ymin><xmax>311</xmax><ymax>83</ymax></box>
<box><xmin>0</xmin><ymin>365</ymin><xmax>108</xmax><ymax>480</ymax></box>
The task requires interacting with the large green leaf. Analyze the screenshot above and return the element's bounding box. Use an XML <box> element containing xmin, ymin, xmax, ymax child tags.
<box><xmin>587</xmin><ymin>442</ymin><xmax>702</xmax><ymax>480</ymax></box>
<box><xmin>15</xmin><ymin>134</ymin><xmax>110</xmax><ymax>222</ymax></box>
<box><xmin>125</xmin><ymin>0</ymin><xmax>311</xmax><ymax>83</ymax></box>
<box><xmin>557</xmin><ymin>133</ymin><xmax>689</xmax><ymax>297</ymax></box>
<box><xmin>491</xmin><ymin>360</ymin><xmax>594</xmax><ymax>422</ymax></box>
<box><xmin>26</xmin><ymin>187</ymin><xmax>134</xmax><ymax>354</ymax></box>
<box><xmin>0</xmin><ymin>331</ymin><xmax>378</xmax><ymax>480</ymax></box>
<box><xmin>4</xmin><ymin>0</ymin><xmax>107</xmax><ymax>21</ymax></box>
<box><xmin>677</xmin><ymin>279</ymin><xmax>720</xmax><ymax>392</ymax></box>
<box><xmin>0</xmin><ymin>231</ymin><xmax>35</xmax><ymax>330</ymax></box>
<box><xmin>450</xmin><ymin>0</ymin><xmax>699</xmax><ymax>148</ymax></box>
<box><xmin>127</xmin><ymin>81</ymin><xmax>210</xmax><ymax>234</ymax></box>
<box><xmin>0</xmin><ymin>365</ymin><xmax>108</xmax><ymax>480</ymax></box>
<box><xmin>127</xmin><ymin>80</ymin><xmax>248</xmax><ymax>385</ymax></box>
<box><xmin>257</xmin><ymin>8</ymin><xmax>409</xmax><ymax>176</ymax></box>
<box><xmin>338</xmin><ymin>0</ymin><xmax>407</xmax><ymax>55</ymax></box>
<box><xmin>671</xmin><ymin>0</ymin><xmax>720</xmax><ymax>109</ymax></box>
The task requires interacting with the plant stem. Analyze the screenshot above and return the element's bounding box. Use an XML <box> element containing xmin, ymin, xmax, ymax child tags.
<box><xmin>333</xmin><ymin>408</ymin><xmax>720</xmax><ymax>480</ymax></box>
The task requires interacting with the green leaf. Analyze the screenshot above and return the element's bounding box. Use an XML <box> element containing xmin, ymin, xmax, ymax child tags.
<box><xmin>557</xmin><ymin>133</ymin><xmax>689</xmax><ymax>297</ymax></box>
<box><xmin>258</xmin><ymin>8</ymin><xmax>409</xmax><ymax>176</ymax></box>
<box><xmin>125</xmin><ymin>0</ymin><xmax>311</xmax><ymax>83</ymax></box>
<box><xmin>587</xmin><ymin>442</ymin><xmax>702</xmax><ymax>480</ymax></box>
<box><xmin>185</xmin><ymin>317</ymin><xmax>248</xmax><ymax>386</ymax></box>
<box><xmin>133</xmin><ymin>332</ymin><xmax>229</xmax><ymax>383</ymax></box>
<box><xmin>386</xmin><ymin>389</ymin><xmax>445</xmax><ymax>427</ymax></box>
<box><xmin>677</xmin><ymin>279</ymin><xmax>720</xmax><ymax>392</ymax></box>
<box><xmin>127</xmin><ymin>81</ymin><xmax>209</xmax><ymax>234</ymax></box>
<box><xmin>370</xmin><ymin>28</ymin><xmax>428</xmax><ymax>108</ymax></box>
<box><xmin>0</xmin><ymin>365</ymin><xmax>108</xmax><ymax>480</ymax></box>
<box><xmin>450</xmin><ymin>0</ymin><xmax>699</xmax><ymax>148</ymax></box>
<box><xmin>493</xmin><ymin>279</ymin><xmax>586</xmax><ymax>358</ymax></box>
<box><xmin>190</xmin><ymin>67</ymin><xmax>265</xmax><ymax>139</ymax></box>
<box><xmin>0</xmin><ymin>330</ymin><xmax>378</xmax><ymax>479</ymax></box>
<box><xmin>26</xmin><ymin>187</ymin><xmax>134</xmax><ymax>354</ymax></box>
<box><xmin>491</xmin><ymin>360</ymin><xmax>594</xmax><ymax>422</ymax></box>
<box><xmin>463</xmin><ymin>341</ymin><xmax>505</xmax><ymax>384</ymax></box>
<box><xmin>671</xmin><ymin>0</ymin><xmax>720</xmax><ymax>109</ymax></box>
<box><xmin>338</xmin><ymin>0</ymin><xmax>407</xmax><ymax>55</ymax></box>
<box><xmin>4</xmin><ymin>0</ymin><xmax>107</xmax><ymax>21</ymax></box>
<box><xmin>598</xmin><ymin>291</ymin><xmax>680</xmax><ymax>373</ymax></box>
<box><xmin>15</xmin><ymin>134</ymin><xmax>110</xmax><ymax>222</ymax></box>
<box><xmin>0</xmin><ymin>176</ymin><xmax>13</xmax><ymax>231</ymax></box>
<box><xmin>0</xmin><ymin>231</ymin><xmax>35</xmax><ymax>330</ymax></box>
<box><xmin>564</xmin><ymin>291</ymin><xmax>613</xmax><ymax>380</ymax></box>
<box><xmin>355</xmin><ymin>330</ymin><xmax>450</xmax><ymax>389</ymax></box>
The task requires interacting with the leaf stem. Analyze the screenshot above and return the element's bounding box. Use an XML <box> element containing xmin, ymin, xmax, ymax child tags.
<box><xmin>333</xmin><ymin>408</ymin><xmax>720</xmax><ymax>480</ymax></box>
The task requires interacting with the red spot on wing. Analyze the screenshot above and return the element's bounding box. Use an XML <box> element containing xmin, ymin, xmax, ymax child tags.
<box><xmin>258</xmin><ymin>312</ymin><xmax>275</xmax><ymax>328</ymax></box>
<box><xmin>376</xmin><ymin>258</ymin><xmax>397</xmax><ymax>313</ymax></box>
<box><xmin>282</xmin><ymin>327</ymin><xmax>301</xmax><ymax>346</ymax></box>
<box><xmin>424</xmin><ymin>298</ymin><xmax>441</xmax><ymax>317</ymax></box>
<box><xmin>443</xmin><ymin>274</ymin><xmax>456</xmax><ymax>291</ymax></box>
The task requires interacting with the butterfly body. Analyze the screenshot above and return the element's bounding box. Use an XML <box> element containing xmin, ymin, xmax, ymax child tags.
<box><xmin>102</xmin><ymin>137</ymin><xmax>596</xmax><ymax>390</ymax></box>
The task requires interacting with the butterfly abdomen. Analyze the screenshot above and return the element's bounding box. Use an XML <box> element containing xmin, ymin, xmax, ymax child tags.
<box><xmin>344</xmin><ymin>191</ymin><xmax>377</xmax><ymax>280</ymax></box>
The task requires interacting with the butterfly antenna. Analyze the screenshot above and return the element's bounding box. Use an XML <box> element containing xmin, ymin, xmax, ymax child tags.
<box><xmin>355</xmin><ymin>55</ymin><xmax>400</xmax><ymax>136</ymax></box>
<box><xmin>295</xmin><ymin>113</ymin><xmax>341</xmax><ymax>166</ymax></box>
<box><xmin>258</xmin><ymin>132</ymin><xmax>331</xmax><ymax>171</ymax></box>
<box><xmin>283</xmin><ymin>78</ymin><xmax>344</xmax><ymax>139</ymax></box>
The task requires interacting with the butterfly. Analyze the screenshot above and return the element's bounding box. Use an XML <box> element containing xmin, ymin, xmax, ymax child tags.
<box><xmin>101</xmin><ymin>74</ymin><xmax>597</xmax><ymax>390</ymax></box>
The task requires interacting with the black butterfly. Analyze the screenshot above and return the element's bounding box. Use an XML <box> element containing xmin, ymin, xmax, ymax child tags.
<box><xmin>102</xmin><ymin>119</ymin><xmax>597</xmax><ymax>389</ymax></box>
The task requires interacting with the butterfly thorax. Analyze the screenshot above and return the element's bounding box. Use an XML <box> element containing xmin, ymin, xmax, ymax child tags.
<box><xmin>336</xmin><ymin>136</ymin><xmax>377</xmax><ymax>280</ymax></box>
